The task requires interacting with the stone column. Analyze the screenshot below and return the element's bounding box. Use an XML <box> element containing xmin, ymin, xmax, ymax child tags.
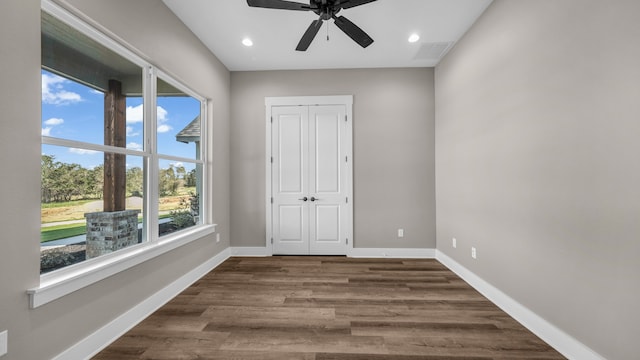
<box><xmin>85</xmin><ymin>210</ymin><xmax>140</xmax><ymax>259</ymax></box>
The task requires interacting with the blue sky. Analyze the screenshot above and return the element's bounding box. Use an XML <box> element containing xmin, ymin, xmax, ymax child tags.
<box><xmin>41</xmin><ymin>69</ymin><xmax>200</xmax><ymax>172</ymax></box>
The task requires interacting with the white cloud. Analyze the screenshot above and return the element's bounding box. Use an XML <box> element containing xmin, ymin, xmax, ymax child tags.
<box><xmin>126</xmin><ymin>105</ymin><xmax>168</xmax><ymax>124</ymax></box>
<box><xmin>56</xmin><ymin>91</ymin><xmax>82</xmax><ymax>103</ymax></box>
<box><xmin>170</xmin><ymin>162</ymin><xmax>184</xmax><ymax>168</ymax></box>
<box><xmin>42</xmin><ymin>118</ymin><xmax>64</xmax><ymax>136</ymax></box>
<box><xmin>126</xmin><ymin>104</ymin><xmax>144</xmax><ymax>123</ymax></box>
<box><xmin>42</xmin><ymin>73</ymin><xmax>83</xmax><ymax>105</ymax></box>
<box><xmin>69</xmin><ymin>148</ymin><xmax>99</xmax><ymax>155</ymax></box>
<box><xmin>157</xmin><ymin>106</ymin><xmax>168</xmax><ymax>122</ymax></box>
<box><xmin>156</xmin><ymin>105</ymin><xmax>170</xmax><ymax>133</ymax></box>
<box><xmin>157</xmin><ymin>124</ymin><xmax>172</xmax><ymax>133</ymax></box>
<box><xmin>89</xmin><ymin>89</ymin><xmax>103</xmax><ymax>95</ymax></box>
<box><xmin>44</xmin><ymin>117</ymin><xmax>64</xmax><ymax>126</ymax></box>
<box><xmin>126</xmin><ymin>126</ymin><xmax>140</xmax><ymax>137</ymax></box>
<box><xmin>127</xmin><ymin>142</ymin><xmax>143</xmax><ymax>151</ymax></box>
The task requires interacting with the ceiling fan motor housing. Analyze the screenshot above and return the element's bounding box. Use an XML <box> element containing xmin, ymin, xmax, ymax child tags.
<box><xmin>311</xmin><ymin>0</ymin><xmax>342</xmax><ymax>20</ymax></box>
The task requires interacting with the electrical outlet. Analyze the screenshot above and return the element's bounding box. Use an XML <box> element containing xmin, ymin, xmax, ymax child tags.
<box><xmin>471</xmin><ymin>247</ymin><xmax>477</xmax><ymax>259</ymax></box>
<box><xmin>397</xmin><ymin>229</ymin><xmax>404</xmax><ymax>238</ymax></box>
<box><xmin>452</xmin><ymin>238</ymin><xmax>457</xmax><ymax>248</ymax></box>
<box><xmin>0</xmin><ymin>330</ymin><xmax>7</xmax><ymax>357</ymax></box>
<box><xmin>216</xmin><ymin>233</ymin><xmax>220</xmax><ymax>243</ymax></box>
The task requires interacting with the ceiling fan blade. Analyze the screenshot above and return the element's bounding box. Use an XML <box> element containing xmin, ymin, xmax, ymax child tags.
<box><xmin>338</xmin><ymin>0</ymin><xmax>377</xmax><ymax>10</ymax></box>
<box><xmin>333</xmin><ymin>15</ymin><xmax>374</xmax><ymax>48</ymax></box>
<box><xmin>296</xmin><ymin>18</ymin><xmax>323</xmax><ymax>51</ymax></box>
<box><xmin>247</xmin><ymin>0</ymin><xmax>310</xmax><ymax>11</ymax></box>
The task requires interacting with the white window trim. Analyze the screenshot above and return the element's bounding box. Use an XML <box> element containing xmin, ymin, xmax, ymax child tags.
<box><xmin>28</xmin><ymin>224</ymin><xmax>216</xmax><ymax>308</ymax></box>
<box><xmin>30</xmin><ymin>0</ymin><xmax>215</xmax><ymax>309</ymax></box>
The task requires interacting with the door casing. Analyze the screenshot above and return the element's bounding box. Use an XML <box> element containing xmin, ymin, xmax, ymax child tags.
<box><xmin>265</xmin><ymin>95</ymin><xmax>353</xmax><ymax>256</ymax></box>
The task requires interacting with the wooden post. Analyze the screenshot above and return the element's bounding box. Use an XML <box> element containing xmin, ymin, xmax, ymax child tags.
<box><xmin>104</xmin><ymin>79</ymin><xmax>126</xmax><ymax>212</ymax></box>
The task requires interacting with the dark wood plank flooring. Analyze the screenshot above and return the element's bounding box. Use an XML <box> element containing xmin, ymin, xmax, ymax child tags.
<box><xmin>93</xmin><ymin>256</ymin><xmax>565</xmax><ymax>359</ymax></box>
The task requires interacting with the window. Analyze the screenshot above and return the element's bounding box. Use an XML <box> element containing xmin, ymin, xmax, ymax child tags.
<box><xmin>38</xmin><ymin>2</ymin><xmax>210</xmax><ymax>279</ymax></box>
<box><xmin>156</xmin><ymin>77</ymin><xmax>203</xmax><ymax>237</ymax></box>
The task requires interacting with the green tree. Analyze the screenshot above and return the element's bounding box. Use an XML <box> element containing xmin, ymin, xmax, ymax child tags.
<box><xmin>41</xmin><ymin>155</ymin><xmax>56</xmax><ymax>203</ymax></box>
<box><xmin>185</xmin><ymin>168</ymin><xmax>197</xmax><ymax>187</ymax></box>
<box><xmin>42</xmin><ymin>155</ymin><xmax>102</xmax><ymax>203</ymax></box>
<box><xmin>175</xmin><ymin>165</ymin><xmax>186</xmax><ymax>189</ymax></box>
<box><xmin>54</xmin><ymin>163</ymin><xmax>84</xmax><ymax>201</ymax></box>
<box><xmin>91</xmin><ymin>165</ymin><xmax>104</xmax><ymax>199</ymax></box>
<box><xmin>126</xmin><ymin>166</ymin><xmax>144</xmax><ymax>197</ymax></box>
<box><xmin>159</xmin><ymin>166</ymin><xmax>178</xmax><ymax>196</ymax></box>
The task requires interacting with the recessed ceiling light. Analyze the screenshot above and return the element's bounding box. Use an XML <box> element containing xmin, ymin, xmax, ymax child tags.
<box><xmin>408</xmin><ymin>34</ymin><xmax>420</xmax><ymax>43</ymax></box>
<box><xmin>242</xmin><ymin>38</ymin><xmax>253</xmax><ymax>47</ymax></box>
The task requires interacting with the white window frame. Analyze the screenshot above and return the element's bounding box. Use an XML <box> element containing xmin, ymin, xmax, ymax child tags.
<box><xmin>29</xmin><ymin>0</ymin><xmax>215</xmax><ymax>309</ymax></box>
<box><xmin>155</xmin><ymin>69</ymin><xmax>210</xmax><ymax>233</ymax></box>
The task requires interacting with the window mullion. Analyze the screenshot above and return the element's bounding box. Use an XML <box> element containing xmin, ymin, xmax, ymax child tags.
<box><xmin>157</xmin><ymin>154</ymin><xmax>204</xmax><ymax>164</ymax></box>
<box><xmin>41</xmin><ymin>136</ymin><xmax>146</xmax><ymax>157</ymax></box>
<box><xmin>200</xmin><ymin>99</ymin><xmax>210</xmax><ymax>225</ymax></box>
<box><xmin>145</xmin><ymin>66</ymin><xmax>159</xmax><ymax>243</ymax></box>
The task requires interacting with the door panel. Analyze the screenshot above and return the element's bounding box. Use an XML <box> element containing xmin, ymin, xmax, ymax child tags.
<box><xmin>312</xmin><ymin>204</ymin><xmax>341</xmax><ymax>254</ymax></box>
<box><xmin>272</xmin><ymin>106</ymin><xmax>308</xmax><ymax>254</ymax></box>
<box><xmin>278</xmin><ymin>114</ymin><xmax>304</xmax><ymax>193</ymax></box>
<box><xmin>278</xmin><ymin>205</ymin><xmax>305</xmax><ymax>241</ymax></box>
<box><xmin>314</xmin><ymin>205</ymin><xmax>340</xmax><ymax>242</ymax></box>
<box><xmin>309</xmin><ymin>105</ymin><xmax>347</xmax><ymax>254</ymax></box>
<box><xmin>274</xmin><ymin>204</ymin><xmax>308</xmax><ymax>254</ymax></box>
<box><xmin>314</xmin><ymin>112</ymin><xmax>340</xmax><ymax>193</ymax></box>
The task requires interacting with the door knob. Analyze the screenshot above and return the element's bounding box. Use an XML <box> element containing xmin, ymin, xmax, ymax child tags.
<box><xmin>310</xmin><ymin>197</ymin><xmax>319</xmax><ymax>202</ymax></box>
<box><xmin>298</xmin><ymin>197</ymin><xmax>308</xmax><ymax>201</ymax></box>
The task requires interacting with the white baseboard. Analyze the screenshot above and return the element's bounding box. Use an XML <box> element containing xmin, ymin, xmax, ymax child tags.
<box><xmin>349</xmin><ymin>247</ymin><xmax>436</xmax><ymax>258</ymax></box>
<box><xmin>230</xmin><ymin>246</ymin><xmax>270</xmax><ymax>256</ymax></box>
<box><xmin>435</xmin><ymin>250</ymin><xmax>605</xmax><ymax>360</ymax></box>
<box><xmin>53</xmin><ymin>248</ymin><xmax>231</xmax><ymax>360</ymax></box>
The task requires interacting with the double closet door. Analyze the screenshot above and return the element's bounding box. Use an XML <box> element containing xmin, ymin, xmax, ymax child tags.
<box><xmin>270</xmin><ymin>104</ymin><xmax>350</xmax><ymax>255</ymax></box>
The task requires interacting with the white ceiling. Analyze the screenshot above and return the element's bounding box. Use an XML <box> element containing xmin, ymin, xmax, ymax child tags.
<box><xmin>162</xmin><ymin>0</ymin><xmax>493</xmax><ymax>71</ymax></box>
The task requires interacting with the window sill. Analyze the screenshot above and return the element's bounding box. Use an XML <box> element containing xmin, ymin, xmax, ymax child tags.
<box><xmin>28</xmin><ymin>224</ymin><xmax>216</xmax><ymax>308</ymax></box>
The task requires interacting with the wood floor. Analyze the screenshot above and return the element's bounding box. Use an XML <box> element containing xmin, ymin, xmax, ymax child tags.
<box><xmin>93</xmin><ymin>256</ymin><xmax>566</xmax><ymax>360</ymax></box>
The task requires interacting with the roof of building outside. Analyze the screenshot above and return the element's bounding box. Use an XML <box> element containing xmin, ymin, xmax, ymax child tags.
<box><xmin>176</xmin><ymin>115</ymin><xmax>200</xmax><ymax>143</ymax></box>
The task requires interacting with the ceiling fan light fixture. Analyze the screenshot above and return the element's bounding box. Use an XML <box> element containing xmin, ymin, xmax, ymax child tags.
<box><xmin>242</xmin><ymin>38</ymin><xmax>254</xmax><ymax>47</ymax></box>
<box><xmin>247</xmin><ymin>0</ymin><xmax>377</xmax><ymax>51</ymax></box>
<box><xmin>408</xmin><ymin>33</ymin><xmax>420</xmax><ymax>43</ymax></box>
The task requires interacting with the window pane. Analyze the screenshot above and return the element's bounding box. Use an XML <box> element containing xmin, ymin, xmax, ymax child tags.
<box><xmin>42</xmin><ymin>10</ymin><xmax>143</xmax><ymax>147</ymax></box>
<box><xmin>156</xmin><ymin>77</ymin><xmax>201</xmax><ymax>159</ymax></box>
<box><xmin>158</xmin><ymin>159</ymin><xmax>202</xmax><ymax>236</ymax></box>
<box><xmin>41</xmin><ymin>145</ymin><xmax>146</xmax><ymax>273</ymax></box>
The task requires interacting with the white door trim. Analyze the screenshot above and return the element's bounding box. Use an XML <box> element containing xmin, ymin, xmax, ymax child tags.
<box><xmin>265</xmin><ymin>95</ymin><xmax>353</xmax><ymax>256</ymax></box>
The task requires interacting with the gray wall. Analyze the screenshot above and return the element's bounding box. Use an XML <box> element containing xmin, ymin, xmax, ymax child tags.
<box><xmin>0</xmin><ymin>1</ymin><xmax>230</xmax><ymax>359</ymax></box>
<box><xmin>231</xmin><ymin>69</ymin><xmax>436</xmax><ymax>249</ymax></box>
<box><xmin>435</xmin><ymin>1</ymin><xmax>640</xmax><ymax>359</ymax></box>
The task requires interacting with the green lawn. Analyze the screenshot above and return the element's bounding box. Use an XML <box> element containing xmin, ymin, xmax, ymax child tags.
<box><xmin>41</xmin><ymin>223</ymin><xmax>87</xmax><ymax>243</ymax></box>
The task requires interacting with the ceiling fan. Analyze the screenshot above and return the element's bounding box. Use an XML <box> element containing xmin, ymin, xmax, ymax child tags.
<box><xmin>247</xmin><ymin>0</ymin><xmax>377</xmax><ymax>51</ymax></box>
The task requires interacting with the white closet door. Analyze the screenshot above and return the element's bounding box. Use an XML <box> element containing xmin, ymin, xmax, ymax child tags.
<box><xmin>271</xmin><ymin>106</ymin><xmax>309</xmax><ymax>255</ymax></box>
<box><xmin>271</xmin><ymin>104</ymin><xmax>348</xmax><ymax>255</ymax></box>
<box><xmin>308</xmin><ymin>105</ymin><xmax>348</xmax><ymax>255</ymax></box>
